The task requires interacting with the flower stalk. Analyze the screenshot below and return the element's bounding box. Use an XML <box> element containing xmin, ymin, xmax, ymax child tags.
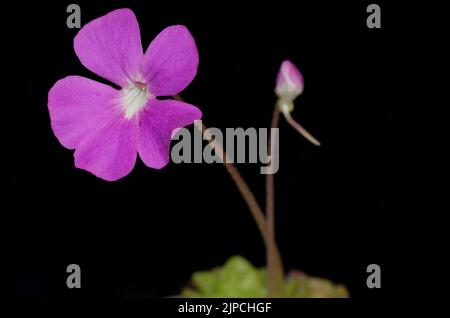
<box><xmin>266</xmin><ymin>108</ymin><xmax>285</xmax><ymax>297</ymax></box>
<box><xmin>278</xmin><ymin>102</ymin><xmax>321</xmax><ymax>146</ymax></box>
<box><xmin>201</xmin><ymin>122</ymin><xmax>269</xmax><ymax>245</ymax></box>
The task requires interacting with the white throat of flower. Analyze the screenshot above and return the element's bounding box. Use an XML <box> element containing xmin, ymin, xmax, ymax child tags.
<box><xmin>121</xmin><ymin>80</ymin><xmax>151</xmax><ymax>119</ymax></box>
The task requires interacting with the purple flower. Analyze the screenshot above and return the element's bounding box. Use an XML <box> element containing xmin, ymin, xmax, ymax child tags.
<box><xmin>48</xmin><ymin>9</ymin><xmax>202</xmax><ymax>181</ymax></box>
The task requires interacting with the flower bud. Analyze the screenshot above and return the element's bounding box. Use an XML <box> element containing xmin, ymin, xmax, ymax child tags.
<box><xmin>274</xmin><ymin>60</ymin><xmax>320</xmax><ymax>146</ymax></box>
<box><xmin>274</xmin><ymin>60</ymin><xmax>304</xmax><ymax>109</ymax></box>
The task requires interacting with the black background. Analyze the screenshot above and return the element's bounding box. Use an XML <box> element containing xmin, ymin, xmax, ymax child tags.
<box><xmin>3</xmin><ymin>0</ymin><xmax>449</xmax><ymax>301</ymax></box>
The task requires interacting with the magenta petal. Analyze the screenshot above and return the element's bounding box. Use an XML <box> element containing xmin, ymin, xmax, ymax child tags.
<box><xmin>48</xmin><ymin>76</ymin><xmax>120</xmax><ymax>149</ymax></box>
<box><xmin>142</xmin><ymin>25</ymin><xmax>199</xmax><ymax>96</ymax></box>
<box><xmin>48</xmin><ymin>75</ymin><xmax>138</xmax><ymax>181</ymax></box>
<box><xmin>74</xmin><ymin>8</ymin><xmax>143</xmax><ymax>87</ymax></box>
<box><xmin>138</xmin><ymin>99</ymin><xmax>202</xmax><ymax>169</ymax></box>
<box><xmin>74</xmin><ymin>116</ymin><xmax>139</xmax><ymax>181</ymax></box>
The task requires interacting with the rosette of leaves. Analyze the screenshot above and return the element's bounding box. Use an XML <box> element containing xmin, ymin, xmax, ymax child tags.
<box><xmin>181</xmin><ymin>256</ymin><xmax>349</xmax><ymax>298</ymax></box>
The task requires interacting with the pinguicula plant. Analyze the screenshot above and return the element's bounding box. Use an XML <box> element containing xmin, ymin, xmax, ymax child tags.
<box><xmin>48</xmin><ymin>8</ymin><xmax>349</xmax><ymax>298</ymax></box>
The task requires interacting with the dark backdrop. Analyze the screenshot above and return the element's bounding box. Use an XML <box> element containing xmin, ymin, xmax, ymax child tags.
<box><xmin>3</xmin><ymin>0</ymin><xmax>449</xmax><ymax>300</ymax></box>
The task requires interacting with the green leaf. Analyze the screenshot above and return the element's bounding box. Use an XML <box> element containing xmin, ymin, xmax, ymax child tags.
<box><xmin>180</xmin><ymin>255</ymin><xmax>350</xmax><ymax>298</ymax></box>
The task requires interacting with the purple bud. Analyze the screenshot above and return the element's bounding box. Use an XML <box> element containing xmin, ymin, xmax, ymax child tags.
<box><xmin>275</xmin><ymin>60</ymin><xmax>304</xmax><ymax>103</ymax></box>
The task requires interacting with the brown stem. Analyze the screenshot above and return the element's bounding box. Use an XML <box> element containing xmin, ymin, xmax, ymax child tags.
<box><xmin>266</xmin><ymin>108</ymin><xmax>285</xmax><ymax>297</ymax></box>
<box><xmin>283</xmin><ymin>111</ymin><xmax>321</xmax><ymax>146</ymax></box>
<box><xmin>201</xmin><ymin>123</ymin><xmax>268</xmax><ymax>245</ymax></box>
<box><xmin>174</xmin><ymin>95</ymin><xmax>268</xmax><ymax>245</ymax></box>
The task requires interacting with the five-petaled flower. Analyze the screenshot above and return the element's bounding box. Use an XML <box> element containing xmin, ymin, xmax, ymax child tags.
<box><xmin>48</xmin><ymin>8</ymin><xmax>202</xmax><ymax>181</ymax></box>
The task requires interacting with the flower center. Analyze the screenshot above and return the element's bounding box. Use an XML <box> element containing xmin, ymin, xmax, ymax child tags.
<box><xmin>121</xmin><ymin>80</ymin><xmax>151</xmax><ymax>119</ymax></box>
